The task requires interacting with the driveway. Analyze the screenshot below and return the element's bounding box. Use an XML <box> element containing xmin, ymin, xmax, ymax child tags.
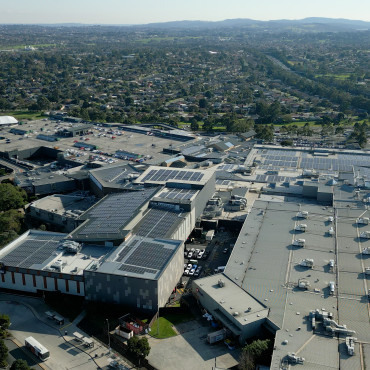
<box><xmin>147</xmin><ymin>320</ymin><xmax>240</xmax><ymax>370</ymax></box>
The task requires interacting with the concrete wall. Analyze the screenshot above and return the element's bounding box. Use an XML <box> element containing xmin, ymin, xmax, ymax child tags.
<box><xmin>28</xmin><ymin>206</ymin><xmax>78</xmax><ymax>233</ymax></box>
<box><xmin>157</xmin><ymin>242</ymin><xmax>184</xmax><ymax>307</ymax></box>
<box><xmin>192</xmin><ymin>281</ymin><xmax>268</xmax><ymax>344</ymax></box>
<box><xmin>302</xmin><ymin>184</ymin><xmax>318</xmax><ymax>198</ymax></box>
<box><xmin>0</xmin><ymin>270</ymin><xmax>84</xmax><ymax>296</ymax></box>
<box><xmin>84</xmin><ymin>270</ymin><xmax>159</xmax><ymax>311</ymax></box>
<box><xmin>34</xmin><ymin>179</ymin><xmax>76</xmax><ymax>196</ymax></box>
<box><xmin>194</xmin><ymin>172</ymin><xmax>216</xmax><ymax>219</ymax></box>
<box><xmin>84</xmin><ymin>242</ymin><xmax>184</xmax><ymax>312</ymax></box>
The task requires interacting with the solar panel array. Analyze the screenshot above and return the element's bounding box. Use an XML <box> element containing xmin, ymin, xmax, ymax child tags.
<box><xmin>256</xmin><ymin>174</ymin><xmax>296</xmax><ymax>183</ymax></box>
<box><xmin>1</xmin><ymin>234</ymin><xmax>64</xmax><ymax>268</ymax></box>
<box><xmin>142</xmin><ymin>169</ymin><xmax>204</xmax><ymax>183</ymax></box>
<box><xmin>158</xmin><ymin>188</ymin><xmax>197</xmax><ymax>200</ymax></box>
<box><xmin>115</xmin><ymin>239</ymin><xmax>140</xmax><ymax>262</ymax></box>
<box><xmin>136</xmin><ymin>209</ymin><xmax>180</xmax><ymax>238</ymax></box>
<box><xmin>118</xmin><ymin>264</ymin><xmax>157</xmax><ymax>275</ymax></box>
<box><xmin>218</xmin><ymin>164</ymin><xmax>237</xmax><ymax>171</ymax></box>
<box><xmin>261</xmin><ymin>154</ymin><xmax>299</xmax><ymax>169</ymax></box>
<box><xmin>216</xmin><ymin>179</ymin><xmax>231</xmax><ymax>186</ymax></box>
<box><xmin>75</xmin><ymin>188</ymin><xmax>157</xmax><ymax>237</ymax></box>
<box><xmin>117</xmin><ymin>239</ymin><xmax>176</xmax><ymax>277</ymax></box>
<box><xmin>300</xmin><ymin>157</ymin><xmax>354</xmax><ymax>172</ymax></box>
<box><xmin>127</xmin><ymin>241</ymin><xmax>173</xmax><ymax>270</ymax></box>
<box><xmin>256</xmin><ymin>150</ymin><xmax>370</xmax><ymax>174</ymax></box>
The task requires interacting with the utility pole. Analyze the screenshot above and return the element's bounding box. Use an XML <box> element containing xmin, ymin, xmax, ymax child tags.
<box><xmin>106</xmin><ymin>318</ymin><xmax>111</xmax><ymax>354</ymax></box>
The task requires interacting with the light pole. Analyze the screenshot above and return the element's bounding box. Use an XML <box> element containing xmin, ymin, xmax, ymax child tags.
<box><xmin>106</xmin><ymin>318</ymin><xmax>111</xmax><ymax>354</ymax></box>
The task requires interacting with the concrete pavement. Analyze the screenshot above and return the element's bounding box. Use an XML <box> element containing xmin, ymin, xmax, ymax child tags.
<box><xmin>0</xmin><ymin>293</ymin><xmax>133</xmax><ymax>370</ymax></box>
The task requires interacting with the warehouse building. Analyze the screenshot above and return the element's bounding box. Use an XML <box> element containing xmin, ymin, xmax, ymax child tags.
<box><xmin>0</xmin><ymin>230</ymin><xmax>106</xmax><ymax>296</ymax></box>
<box><xmin>84</xmin><ymin>236</ymin><xmax>183</xmax><ymax>310</ymax></box>
<box><xmin>0</xmin><ymin>165</ymin><xmax>217</xmax><ymax>312</ymax></box>
<box><xmin>193</xmin><ymin>178</ymin><xmax>370</xmax><ymax>369</ymax></box>
<box><xmin>0</xmin><ymin>116</ymin><xmax>18</xmax><ymax>126</ymax></box>
<box><xmin>28</xmin><ymin>193</ymin><xmax>97</xmax><ymax>232</ymax></box>
<box><xmin>88</xmin><ymin>163</ymin><xmax>147</xmax><ymax>197</ymax></box>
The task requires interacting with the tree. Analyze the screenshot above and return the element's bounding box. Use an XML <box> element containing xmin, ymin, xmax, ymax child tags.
<box><xmin>0</xmin><ymin>314</ymin><xmax>10</xmax><ymax>330</ymax></box>
<box><xmin>190</xmin><ymin>121</ymin><xmax>199</xmax><ymax>131</ymax></box>
<box><xmin>10</xmin><ymin>359</ymin><xmax>31</xmax><ymax>370</ymax></box>
<box><xmin>127</xmin><ymin>336</ymin><xmax>150</xmax><ymax>362</ymax></box>
<box><xmin>0</xmin><ymin>183</ymin><xmax>27</xmax><ymax>212</ymax></box>
<box><xmin>198</xmin><ymin>98</ymin><xmax>208</xmax><ymax>109</ymax></box>
<box><xmin>281</xmin><ymin>139</ymin><xmax>293</xmax><ymax>146</ymax></box>
<box><xmin>241</xmin><ymin>339</ymin><xmax>270</xmax><ymax>367</ymax></box>
<box><xmin>239</xmin><ymin>349</ymin><xmax>254</xmax><ymax>370</ymax></box>
<box><xmin>0</xmin><ymin>338</ymin><xmax>8</xmax><ymax>368</ymax></box>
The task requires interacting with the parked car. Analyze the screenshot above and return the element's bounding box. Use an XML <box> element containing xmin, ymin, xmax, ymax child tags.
<box><xmin>223</xmin><ymin>248</ymin><xmax>229</xmax><ymax>254</ymax></box>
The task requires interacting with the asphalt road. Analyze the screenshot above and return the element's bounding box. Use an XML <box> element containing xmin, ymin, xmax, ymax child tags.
<box><xmin>5</xmin><ymin>338</ymin><xmax>43</xmax><ymax>369</ymax></box>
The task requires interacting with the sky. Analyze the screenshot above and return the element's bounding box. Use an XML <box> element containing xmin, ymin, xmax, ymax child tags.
<box><xmin>0</xmin><ymin>0</ymin><xmax>369</xmax><ymax>24</ymax></box>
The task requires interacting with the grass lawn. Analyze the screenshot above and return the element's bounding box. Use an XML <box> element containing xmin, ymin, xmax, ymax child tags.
<box><xmin>148</xmin><ymin>312</ymin><xmax>194</xmax><ymax>339</ymax></box>
<box><xmin>0</xmin><ymin>111</ymin><xmax>46</xmax><ymax>121</ymax></box>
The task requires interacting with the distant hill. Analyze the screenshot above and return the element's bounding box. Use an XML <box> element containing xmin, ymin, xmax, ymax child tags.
<box><xmin>9</xmin><ymin>18</ymin><xmax>370</xmax><ymax>32</ymax></box>
<box><xmin>139</xmin><ymin>17</ymin><xmax>370</xmax><ymax>32</ymax></box>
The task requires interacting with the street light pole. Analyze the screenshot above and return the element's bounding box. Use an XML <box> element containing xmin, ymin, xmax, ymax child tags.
<box><xmin>106</xmin><ymin>318</ymin><xmax>111</xmax><ymax>354</ymax></box>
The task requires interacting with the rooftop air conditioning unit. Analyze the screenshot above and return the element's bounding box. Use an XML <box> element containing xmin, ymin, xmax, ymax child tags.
<box><xmin>360</xmin><ymin>231</ymin><xmax>370</xmax><ymax>239</ymax></box>
<box><xmin>295</xmin><ymin>224</ymin><xmax>307</xmax><ymax>232</ymax></box>
<box><xmin>297</xmin><ymin>211</ymin><xmax>308</xmax><ymax>219</ymax></box>
<box><xmin>357</xmin><ymin>217</ymin><xmax>369</xmax><ymax>225</ymax></box>
<box><xmin>218</xmin><ymin>279</ymin><xmax>225</xmax><ymax>287</ymax></box>
<box><xmin>298</xmin><ymin>278</ymin><xmax>310</xmax><ymax>290</ymax></box>
<box><xmin>51</xmin><ymin>259</ymin><xmax>64</xmax><ymax>272</ymax></box>
<box><xmin>299</xmin><ymin>258</ymin><xmax>314</xmax><ymax>268</ymax></box>
<box><xmin>292</xmin><ymin>239</ymin><xmax>305</xmax><ymax>247</ymax></box>
<box><xmin>362</xmin><ymin>248</ymin><xmax>370</xmax><ymax>255</ymax></box>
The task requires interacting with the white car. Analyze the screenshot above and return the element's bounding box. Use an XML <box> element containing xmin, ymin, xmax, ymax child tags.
<box><xmin>189</xmin><ymin>268</ymin><xmax>196</xmax><ymax>276</ymax></box>
<box><xmin>197</xmin><ymin>250</ymin><xmax>205</xmax><ymax>259</ymax></box>
<box><xmin>183</xmin><ymin>269</ymin><xmax>190</xmax><ymax>276</ymax></box>
<box><xmin>187</xmin><ymin>251</ymin><xmax>193</xmax><ymax>258</ymax></box>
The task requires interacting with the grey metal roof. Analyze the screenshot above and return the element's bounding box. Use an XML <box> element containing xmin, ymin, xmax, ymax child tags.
<box><xmin>215</xmin><ymin>195</ymin><xmax>370</xmax><ymax>369</ymax></box>
<box><xmin>71</xmin><ymin>187</ymin><xmax>159</xmax><ymax>241</ymax></box>
<box><xmin>89</xmin><ymin>163</ymin><xmax>145</xmax><ymax>188</ymax></box>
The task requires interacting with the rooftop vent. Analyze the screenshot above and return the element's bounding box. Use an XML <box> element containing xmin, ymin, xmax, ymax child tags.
<box><xmin>218</xmin><ymin>279</ymin><xmax>225</xmax><ymax>287</ymax></box>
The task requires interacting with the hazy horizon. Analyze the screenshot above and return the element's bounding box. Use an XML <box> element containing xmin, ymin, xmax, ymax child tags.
<box><xmin>0</xmin><ymin>0</ymin><xmax>369</xmax><ymax>25</ymax></box>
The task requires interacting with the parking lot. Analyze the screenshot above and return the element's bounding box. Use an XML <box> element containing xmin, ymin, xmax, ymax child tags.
<box><xmin>177</xmin><ymin>230</ymin><xmax>238</xmax><ymax>294</ymax></box>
